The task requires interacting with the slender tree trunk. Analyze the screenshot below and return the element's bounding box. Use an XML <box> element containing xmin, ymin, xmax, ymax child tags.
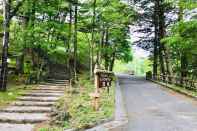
<box><xmin>0</xmin><ymin>0</ymin><xmax>10</xmax><ymax>91</ymax></box>
<box><xmin>109</xmin><ymin>52</ymin><xmax>116</xmax><ymax>71</ymax></box>
<box><xmin>90</xmin><ymin>0</ymin><xmax>97</xmax><ymax>77</ymax></box>
<box><xmin>31</xmin><ymin>49</ymin><xmax>36</xmax><ymax>70</ymax></box>
<box><xmin>178</xmin><ymin>2</ymin><xmax>188</xmax><ymax>82</ymax></box>
<box><xmin>98</xmin><ymin>28</ymin><xmax>105</xmax><ymax>65</ymax></box>
<box><xmin>16</xmin><ymin>54</ymin><xmax>24</xmax><ymax>74</ymax></box>
<box><xmin>73</xmin><ymin>0</ymin><xmax>78</xmax><ymax>81</ymax></box>
<box><xmin>104</xmin><ymin>28</ymin><xmax>109</xmax><ymax>70</ymax></box>
<box><xmin>153</xmin><ymin>1</ymin><xmax>159</xmax><ymax>79</ymax></box>
<box><xmin>163</xmin><ymin>48</ymin><xmax>171</xmax><ymax>76</ymax></box>
<box><xmin>157</xmin><ymin>0</ymin><xmax>166</xmax><ymax>75</ymax></box>
<box><xmin>181</xmin><ymin>54</ymin><xmax>188</xmax><ymax>77</ymax></box>
<box><xmin>37</xmin><ymin>60</ymin><xmax>44</xmax><ymax>83</ymax></box>
<box><xmin>67</xmin><ymin>3</ymin><xmax>72</xmax><ymax>79</ymax></box>
<box><xmin>18</xmin><ymin>8</ymin><xmax>31</xmax><ymax>75</ymax></box>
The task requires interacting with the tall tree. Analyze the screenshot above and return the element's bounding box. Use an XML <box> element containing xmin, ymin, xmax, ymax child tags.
<box><xmin>73</xmin><ymin>0</ymin><xmax>78</xmax><ymax>81</ymax></box>
<box><xmin>90</xmin><ymin>0</ymin><xmax>97</xmax><ymax>77</ymax></box>
<box><xmin>0</xmin><ymin>0</ymin><xmax>24</xmax><ymax>91</ymax></box>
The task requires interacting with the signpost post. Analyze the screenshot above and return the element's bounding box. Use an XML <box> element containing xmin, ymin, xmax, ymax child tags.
<box><xmin>90</xmin><ymin>64</ymin><xmax>114</xmax><ymax>111</ymax></box>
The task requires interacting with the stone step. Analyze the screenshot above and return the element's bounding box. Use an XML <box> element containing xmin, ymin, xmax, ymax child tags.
<box><xmin>0</xmin><ymin>123</ymin><xmax>34</xmax><ymax>131</ymax></box>
<box><xmin>31</xmin><ymin>88</ymin><xmax>65</xmax><ymax>91</ymax></box>
<box><xmin>12</xmin><ymin>101</ymin><xmax>55</xmax><ymax>107</ymax></box>
<box><xmin>38</xmin><ymin>85</ymin><xmax>65</xmax><ymax>88</ymax></box>
<box><xmin>0</xmin><ymin>106</ymin><xmax>51</xmax><ymax>113</ymax></box>
<box><xmin>21</xmin><ymin>92</ymin><xmax>64</xmax><ymax>97</ymax></box>
<box><xmin>39</xmin><ymin>84</ymin><xmax>65</xmax><ymax>87</ymax></box>
<box><xmin>46</xmin><ymin>81</ymin><xmax>69</xmax><ymax>84</ymax></box>
<box><xmin>39</xmin><ymin>83</ymin><xmax>67</xmax><ymax>86</ymax></box>
<box><xmin>18</xmin><ymin>96</ymin><xmax>59</xmax><ymax>102</ymax></box>
<box><xmin>0</xmin><ymin>113</ymin><xmax>48</xmax><ymax>124</ymax></box>
<box><xmin>39</xmin><ymin>82</ymin><xmax>67</xmax><ymax>86</ymax></box>
<box><xmin>47</xmin><ymin>79</ymin><xmax>69</xmax><ymax>82</ymax></box>
<box><xmin>29</xmin><ymin>90</ymin><xmax>65</xmax><ymax>94</ymax></box>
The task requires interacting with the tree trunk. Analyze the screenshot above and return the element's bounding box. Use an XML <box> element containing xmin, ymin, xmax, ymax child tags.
<box><xmin>157</xmin><ymin>0</ymin><xmax>166</xmax><ymax>76</ymax></box>
<box><xmin>163</xmin><ymin>48</ymin><xmax>171</xmax><ymax>76</ymax></box>
<box><xmin>36</xmin><ymin>60</ymin><xmax>45</xmax><ymax>83</ymax></box>
<box><xmin>178</xmin><ymin>2</ymin><xmax>188</xmax><ymax>84</ymax></box>
<box><xmin>16</xmin><ymin>54</ymin><xmax>24</xmax><ymax>74</ymax></box>
<box><xmin>73</xmin><ymin>0</ymin><xmax>78</xmax><ymax>81</ymax></box>
<box><xmin>180</xmin><ymin>53</ymin><xmax>188</xmax><ymax>84</ymax></box>
<box><xmin>104</xmin><ymin>28</ymin><xmax>109</xmax><ymax>70</ymax></box>
<box><xmin>109</xmin><ymin>52</ymin><xmax>116</xmax><ymax>71</ymax></box>
<box><xmin>67</xmin><ymin>3</ymin><xmax>72</xmax><ymax>79</ymax></box>
<box><xmin>90</xmin><ymin>0</ymin><xmax>97</xmax><ymax>77</ymax></box>
<box><xmin>153</xmin><ymin>1</ymin><xmax>159</xmax><ymax>79</ymax></box>
<box><xmin>0</xmin><ymin>0</ymin><xmax>10</xmax><ymax>91</ymax></box>
<box><xmin>98</xmin><ymin>28</ymin><xmax>105</xmax><ymax>65</ymax></box>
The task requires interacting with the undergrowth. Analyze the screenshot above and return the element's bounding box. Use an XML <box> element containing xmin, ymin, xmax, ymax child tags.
<box><xmin>39</xmin><ymin>73</ymin><xmax>115</xmax><ymax>130</ymax></box>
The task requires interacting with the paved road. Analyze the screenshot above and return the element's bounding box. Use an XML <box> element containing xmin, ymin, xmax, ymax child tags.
<box><xmin>118</xmin><ymin>74</ymin><xmax>197</xmax><ymax>131</ymax></box>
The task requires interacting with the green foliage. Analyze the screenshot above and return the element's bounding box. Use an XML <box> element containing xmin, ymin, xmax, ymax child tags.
<box><xmin>46</xmin><ymin>73</ymin><xmax>115</xmax><ymax>130</ymax></box>
<box><xmin>3</xmin><ymin>0</ymin><xmax>135</xmax><ymax>82</ymax></box>
<box><xmin>163</xmin><ymin>21</ymin><xmax>197</xmax><ymax>52</ymax></box>
<box><xmin>162</xmin><ymin>20</ymin><xmax>197</xmax><ymax>77</ymax></box>
<box><xmin>66</xmin><ymin>75</ymin><xmax>114</xmax><ymax>129</ymax></box>
<box><xmin>179</xmin><ymin>0</ymin><xmax>197</xmax><ymax>9</ymax></box>
<box><xmin>114</xmin><ymin>57</ymin><xmax>152</xmax><ymax>76</ymax></box>
<box><xmin>0</xmin><ymin>84</ymin><xmax>35</xmax><ymax>107</ymax></box>
<box><xmin>0</xmin><ymin>15</ymin><xmax>3</xmax><ymax>32</ymax></box>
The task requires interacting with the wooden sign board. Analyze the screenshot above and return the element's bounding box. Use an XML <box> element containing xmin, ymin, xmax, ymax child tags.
<box><xmin>99</xmin><ymin>73</ymin><xmax>112</xmax><ymax>88</ymax></box>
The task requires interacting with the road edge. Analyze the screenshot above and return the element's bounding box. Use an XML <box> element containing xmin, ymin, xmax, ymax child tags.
<box><xmin>85</xmin><ymin>76</ymin><xmax>128</xmax><ymax>131</ymax></box>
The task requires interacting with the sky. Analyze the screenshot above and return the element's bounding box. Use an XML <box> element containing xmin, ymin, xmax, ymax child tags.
<box><xmin>129</xmin><ymin>25</ymin><xmax>150</xmax><ymax>58</ymax></box>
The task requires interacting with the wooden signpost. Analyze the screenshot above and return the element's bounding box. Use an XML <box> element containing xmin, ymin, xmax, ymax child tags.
<box><xmin>90</xmin><ymin>64</ymin><xmax>114</xmax><ymax>111</ymax></box>
<box><xmin>99</xmin><ymin>73</ymin><xmax>112</xmax><ymax>88</ymax></box>
<box><xmin>90</xmin><ymin>65</ymin><xmax>114</xmax><ymax>110</ymax></box>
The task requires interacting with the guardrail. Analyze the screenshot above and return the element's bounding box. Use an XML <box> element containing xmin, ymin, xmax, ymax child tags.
<box><xmin>147</xmin><ymin>73</ymin><xmax>197</xmax><ymax>90</ymax></box>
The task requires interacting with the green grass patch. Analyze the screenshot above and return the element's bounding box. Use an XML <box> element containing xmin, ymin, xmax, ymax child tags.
<box><xmin>0</xmin><ymin>83</ymin><xmax>36</xmax><ymax>108</ymax></box>
<box><xmin>40</xmin><ymin>73</ymin><xmax>115</xmax><ymax>130</ymax></box>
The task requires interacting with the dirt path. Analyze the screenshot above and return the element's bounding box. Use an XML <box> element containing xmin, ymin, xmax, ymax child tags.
<box><xmin>118</xmin><ymin>74</ymin><xmax>197</xmax><ymax>131</ymax></box>
<box><xmin>0</xmin><ymin>79</ymin><xmax>67</xmax><ymax>131</ymax></box>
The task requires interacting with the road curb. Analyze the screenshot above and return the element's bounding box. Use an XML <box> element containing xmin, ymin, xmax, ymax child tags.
<box><xmin>85</xmin><ymin>77</ymin><xmax>128</xmax><ymax>131</ymax></box>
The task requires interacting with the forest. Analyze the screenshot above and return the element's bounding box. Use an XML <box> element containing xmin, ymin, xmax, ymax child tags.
<box><xmin>0</xmin><ymin>0</ymin><xmax>196</xmax><ymax>91</ymax></box>
<box><xmin>0</xmin><ymin>0</ymin><xmax>196</xmax><ymax>130</ymax></box>
<box><xmin>0</xmin><ymin>0</ymin><xmax>135</xmax><ymax>91</ymax></box>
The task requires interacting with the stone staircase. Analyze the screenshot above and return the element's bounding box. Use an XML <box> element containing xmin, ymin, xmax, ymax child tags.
<box><xmin>0</xmin><ymin>79</ymin><xmax>69</xmax><ymax>131</ymax></box>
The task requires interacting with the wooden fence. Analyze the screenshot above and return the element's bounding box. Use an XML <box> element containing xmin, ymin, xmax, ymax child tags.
<box><xmin>153</xmin><ymin>74</ymin><xmax>197</xmax><ymax>90</ymax></box>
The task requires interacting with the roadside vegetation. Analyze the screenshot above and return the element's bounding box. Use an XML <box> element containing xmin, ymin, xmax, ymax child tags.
<box><xmin>135</xmin><ymin>0</ymin><xmax>197</xmax><ymax>80</ymax></box>
<box><xmin>155</xmin><ymin>80</ymin><xmax>197</xmax><ymax>98</ymax></box>
<box><xmin>39</xmin><ymin>73</ymin><xmax>115</xmax><ymax>130</ymax></box>
<box><xmin>0</xmin><ymin>82</ymin><xmax>35</xmax><ymax>108</ymax></box>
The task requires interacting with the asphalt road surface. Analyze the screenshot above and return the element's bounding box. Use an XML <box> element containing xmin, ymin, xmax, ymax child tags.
<box><xmin>118</xmin><ymin>74</ymin><xmax>197</xmax><ymax>131</ymax></box>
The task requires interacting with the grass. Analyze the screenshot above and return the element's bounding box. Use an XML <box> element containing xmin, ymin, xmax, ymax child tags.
<box><xmin>0</xmin><ymin>83</ymin><xmax>36</xmax><ymax>108</ymax></box>
<box><xmin>154</xmin><ymin>80</ymin><xmax>197</xmax><ymax>97</ymax></box>
<box><xmin>39</xmin><ymin>73</ymin><xmax>115</xmax><ymax>131</ymax></box>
